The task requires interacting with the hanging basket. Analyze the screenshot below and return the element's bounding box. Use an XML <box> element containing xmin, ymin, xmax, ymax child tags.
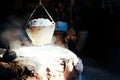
<box><xmin>25</xmin><ymin>1</ymin><xmax>55</xmax><ymax>46</ymax></box>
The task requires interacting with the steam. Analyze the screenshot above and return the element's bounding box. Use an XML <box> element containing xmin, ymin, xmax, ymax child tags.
<box><xmin>13</xmin><ymin>45</ymin><xmax>83</xmax><ymax>74</ymax></box>
<box><xmin>0</xmin><ymin>15</ymin><xmax>32</xmax><ymax>49</ymax></box>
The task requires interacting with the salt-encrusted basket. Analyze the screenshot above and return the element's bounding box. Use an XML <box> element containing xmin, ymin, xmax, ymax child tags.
<box><xmin>26</xmin><ymin>18</ymin><xmax>55</xmax><ymax>45</ymax></box>
<box><xmin>26</xmin><ymin>2</ymin><xmax>55</xmax><ymax>46</ymax></box>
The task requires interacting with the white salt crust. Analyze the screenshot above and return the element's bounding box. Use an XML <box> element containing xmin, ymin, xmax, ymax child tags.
<box><xmin>28</xmin><ymin>18</ymin><xmax>54</xmax><ymax>27</ymax></box>
<box><xmin>13</xmin><ymin>45</ymin><xmax>83</xmax><ymax>73</ymax></box>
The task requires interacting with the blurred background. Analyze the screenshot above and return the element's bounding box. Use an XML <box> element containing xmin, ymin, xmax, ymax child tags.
<box><xmin>0</xmin><ymin>0</ymin><xmax>120</xmax><ymax>80</ymax></box>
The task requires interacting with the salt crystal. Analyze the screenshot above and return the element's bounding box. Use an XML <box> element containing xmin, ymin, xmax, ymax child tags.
<box><xmin>28</xmin><ymin>18</ymin><xmax>53</xmax><ymax>27</ymax></box>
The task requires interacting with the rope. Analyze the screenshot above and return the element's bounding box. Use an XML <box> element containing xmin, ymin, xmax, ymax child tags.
<box><xmin>26</xmin><ymin>4</ymin><xmax>39</xmax><ymax>26</ymax></box>
<box><xmin>39</xmin><ymin>0</ymin><xmax>42</xmax><ymax>5</ymax></box>
<box><xmin>41</xmin><ymin>3</ymin><xmax>54</xmax><ymax>22</ymax></box>
<box><xmin>25</xmin><ymin>0</ymin><xmax>54</xmax><ymax>27</ymax></box>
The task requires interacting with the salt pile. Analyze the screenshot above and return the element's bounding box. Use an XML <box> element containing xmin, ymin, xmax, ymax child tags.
<box><xmin>13</xmin><ymin>45</ymin><xmax>83</xmax><ymax>80</ymax></box>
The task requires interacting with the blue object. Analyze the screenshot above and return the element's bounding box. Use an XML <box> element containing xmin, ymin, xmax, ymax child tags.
<box><xmin>55</xmin><ymin>21</ymin><xmax>68</xmax><ymax>31</ymax></box>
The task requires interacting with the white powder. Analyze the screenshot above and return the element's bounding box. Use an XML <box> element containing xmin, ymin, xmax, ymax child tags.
<box><xmin>13</xmin><ymin>45</ymin><xmax>83</xmax><ymax>72</ymax></box>
<box><xmin>13</xmin><ymin>45</ymin><xmax>83</xmax><ymax>79</ymax></box>
<box><xmin>28</xmin><ymin>18</ymin><xmax>54</xmax><ymax>27</ymax></box>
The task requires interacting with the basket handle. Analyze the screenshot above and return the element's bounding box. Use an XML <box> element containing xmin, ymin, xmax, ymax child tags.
<box><xmin>26</xmin><ymin>0</ymin><xmax>55</xmax><ymax>26</ymax></box>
